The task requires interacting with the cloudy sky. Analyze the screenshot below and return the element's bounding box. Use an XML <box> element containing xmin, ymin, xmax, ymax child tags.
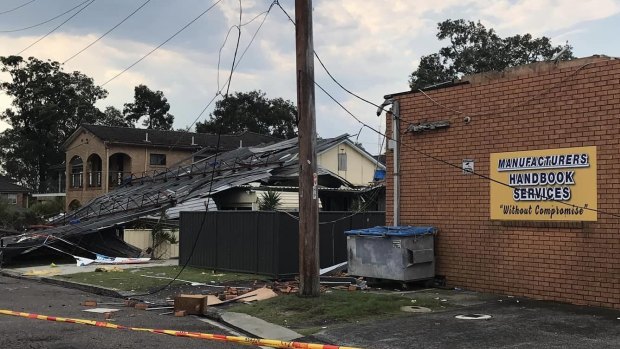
<box><xmin>1</xmin><ymin>0</ymin><xmax>619</xmax><ymax>154</ymax></box>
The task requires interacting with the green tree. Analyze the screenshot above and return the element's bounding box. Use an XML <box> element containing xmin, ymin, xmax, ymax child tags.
<box><xmin>409</xmin><ymin>19</ymin><xmax>574</xmax><ymax>89</ymax></box>
<box><xmin>196</xmin><ymin>90</ymin><xmax>297</xmax><ymax>139</ymax></box>
<box><xmin>0</xmin><ymin>56</ymin><xmax>107</xmax><ymax>191</ymax></box>
<box><xmin>98</xmin><ymin>106</ymin><xmax>133</xmax><ymax>128</ymax></box>
<box><xmin>123</xmin><ymin>84</ymin><xmax>174</xmax><ymax>130</ymax></box>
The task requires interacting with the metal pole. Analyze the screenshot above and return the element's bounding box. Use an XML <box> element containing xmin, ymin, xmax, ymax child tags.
<box><xmin>295</xmin><ymin>0</ymin><xmax>320</xmax><ymax>297</ymax></box>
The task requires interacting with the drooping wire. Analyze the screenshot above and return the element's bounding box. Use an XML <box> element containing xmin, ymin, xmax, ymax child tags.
<box><xmin>165</xmin><ymin>1</ymin><xmax>274</xmax><ymax>155</ymax></box>
<box><xmin>275</xmin><ymin>2</ymin><xmax>383</xmax><ymax>110</ymax></box>
<box><xmin>63</xmin><ymin>0</ymin><xmax>151</xmax><ymax>64</ymax></box>
<box><xmin>0</xmin><ymin>0</ymin><xmax>90</xmax><ymax>33</ymax></box>
<box><xmin>17</xmin><ymin>0</ymin><xmax>96</xmax><ymax>55</ymax></box>
<box><xmin>0</xmin><ymin>0</ymin><xmax>38</xmax><ymax>15</ymax></box>
<box><xmin>130</xmin><ymin>1</ymin><xmax>277</xmax><ymax>297</ymax></box>
<box><xmin>100</xmin><ymin>0</ymin><xmax>222</xmax><ymax>87</ymax></box>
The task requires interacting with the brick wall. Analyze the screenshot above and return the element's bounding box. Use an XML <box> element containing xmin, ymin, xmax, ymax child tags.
<box><xmin>386</xmin><ymin>57</ymin><xmax>620</xmax><ymax>308</ymax></box>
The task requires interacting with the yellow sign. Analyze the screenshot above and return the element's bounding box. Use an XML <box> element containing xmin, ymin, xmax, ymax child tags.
<box><xmin>490</xmin><ymin>146</ymin><xmax>597</xmax><ymax>221</ymax></box>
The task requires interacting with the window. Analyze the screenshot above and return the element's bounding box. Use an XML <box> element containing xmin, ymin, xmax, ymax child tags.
<box><xmin>0</xmin><ymin>193</ymin><xmax>17</xmax><ymax>205</ymax></box>
<box><xmin>338</xmin><ymin>153</ymin><xmax>347</xmax><ymax>171</ymax></box>
<box><xmin>150</xmin><ymin>153</ymin><xmax>167</xmax><ymax>166</ymax></box>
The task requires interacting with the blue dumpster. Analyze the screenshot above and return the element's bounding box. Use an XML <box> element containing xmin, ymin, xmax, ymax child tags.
<box><xmin>345</xmin><ymin>226</ymin><xmax>436</xmax><ymax>282</ymax></box>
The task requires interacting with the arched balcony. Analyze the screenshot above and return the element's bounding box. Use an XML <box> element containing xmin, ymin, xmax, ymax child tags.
<box><xmin>69</xmin><ymin>155</ymin><xmax>83</xmax><ymax>189</ymax></box>
<box><xmin>109</xmin><ymin>153</ymin><xmax>132</xmax><ymax>188</ymax></box>
<box><xmin>86</xmin><ymin>153</ymin><xmax>103</xmax><ymax>188</ymax></box>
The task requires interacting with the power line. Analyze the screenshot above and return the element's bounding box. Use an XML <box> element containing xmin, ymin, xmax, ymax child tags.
<box><xmin>132</xmin><ymin>2</ymin><xmax>275</xmax><ymax>297</ymax></box>
<box><xmin>216</xmin><ymin>7</ymin><xmax>271</xmax><ymax>92</ymax></box>
<box><xmin>0</xmin><ymin>0</ymin><xmax>89</xmax><ymax>33</ymax></box>
<box><xmin>166</xmin><ymin>1</ymin><xmax>274</xmax><ymax>155</ymax></box>
<box><xmin>62</xmin><ymin>0</ymin><xmax>151</xmax><ymax>64</ymax></box>
<box><xmin>17</xmin><ymin>0</ymin><xmax>95</xmax><ymax>55</ymax></box>
<box><xmin>275</xmin><ymin>2</ymin><xmax>382</xmax><ymax>110</ymax></box>
<box><xmin>0</xmin><ymin>0</ymin><xmax>38</xmax><ymax>15</ymax></box>
<box><xmin>224</xmin><ymin>0</ymin><xmax>242</xmax><ymax>97</ymax></box>
<box><xmin>311</xmin><ymin>65</ymin><xmax>620</xmax><ymax>220</ymax></box>
<box><xmin>100</xmin><ymin>0</ymin><xmax>222</xmax><ymax>87</ymax></box>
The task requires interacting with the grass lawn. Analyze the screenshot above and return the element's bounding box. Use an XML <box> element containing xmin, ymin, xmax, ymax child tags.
<box><xmin>56</xmin><ymin>266</ymin><xmax>266</xmax><ymax>292</ymax></box>
<box><xmin>229</xmin><ymin>290</ymin><xmax>450</xmax><ymax>335</ymax></box>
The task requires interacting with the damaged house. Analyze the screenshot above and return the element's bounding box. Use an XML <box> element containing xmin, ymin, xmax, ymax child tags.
<box><xmin>0</xmin><ymin>134</ymin><xmax>384</xmax><ymax>264</ymax></box>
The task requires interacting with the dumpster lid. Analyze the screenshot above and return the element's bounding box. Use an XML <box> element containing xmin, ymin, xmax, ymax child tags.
<box><xmin>344</xmin><ymin>226</ymin><xmax>436</xmax><ymax>237</ymax></box>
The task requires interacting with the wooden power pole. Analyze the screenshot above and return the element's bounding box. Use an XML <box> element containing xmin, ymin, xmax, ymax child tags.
<box><xmin>295</xmin><ymin>0</ymin><xmax>320</xmax><ymax>297</ymax></box>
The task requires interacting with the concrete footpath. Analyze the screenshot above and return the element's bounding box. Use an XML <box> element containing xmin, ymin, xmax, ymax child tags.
<box><xmin>4</xmin><ymin>263</ymin><xmax>619</xmax><ymax>348</ymax></box>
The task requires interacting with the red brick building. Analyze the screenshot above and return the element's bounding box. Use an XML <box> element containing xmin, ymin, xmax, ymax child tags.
<box><xmin>384</xmin><ymin>56</ymin><xmax>620</xmax><ymax>308</ymax></box>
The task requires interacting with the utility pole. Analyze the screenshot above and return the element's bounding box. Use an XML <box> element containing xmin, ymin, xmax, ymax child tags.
<box><xmin>295</xmin><ymin>0</ymin><xmax>319</xmax><ymax>297</ymax></box>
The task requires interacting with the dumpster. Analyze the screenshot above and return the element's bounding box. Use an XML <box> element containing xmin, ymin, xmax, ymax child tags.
<box><xmin>345</xmin><ymin>226</ymin><xmax>436</xmax><ymax>282</ymax></box>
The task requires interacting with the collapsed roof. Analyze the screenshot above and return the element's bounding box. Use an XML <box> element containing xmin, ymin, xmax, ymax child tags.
<box><xmin>0</xmin><ymin>134</ymin><xmax>381</xmax><ymax>262</ymax></box>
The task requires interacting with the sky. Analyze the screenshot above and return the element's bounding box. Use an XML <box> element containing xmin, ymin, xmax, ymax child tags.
<box><xmin>0</xmin><ymin>0</ymin><xmax>619</xmax><ymax>155</ymax></box>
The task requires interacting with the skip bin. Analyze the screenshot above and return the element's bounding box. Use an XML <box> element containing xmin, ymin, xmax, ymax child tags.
<box><xmin>345</xmin><ymin>226</ymin><xmax>436</xmax><ymax>282</ymax></box>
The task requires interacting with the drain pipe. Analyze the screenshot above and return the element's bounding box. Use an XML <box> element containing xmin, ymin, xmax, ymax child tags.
<box><xmin>378</xmin><ymin>99</ymin><xmax>401</xmax><ymax>226</ymax></box>
<box><xmin>392</xmin><ymin>101</ymin><xmax>401</xmax><ymax>226</ymax></box>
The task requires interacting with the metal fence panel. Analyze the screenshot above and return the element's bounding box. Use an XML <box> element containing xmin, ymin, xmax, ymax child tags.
<box><xmin>179</xmin><ymin>211</ymin><xmax>384</xmax><ymax>278</ymax></box>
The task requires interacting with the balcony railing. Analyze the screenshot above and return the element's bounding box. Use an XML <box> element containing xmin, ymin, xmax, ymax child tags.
<box><xmin>87</xmin><ymin>171</ymin><xmax>102</xmax><ymax>188</ymax></box>
<box><xmin>70</xmin><ymin>172</ymin><xmax>83</xmax><ymax>189</ymax></box>
<box><xmin>109</xmin><ymin>171</ymin><xmax>132</xmax><ymax>188</ymax></box>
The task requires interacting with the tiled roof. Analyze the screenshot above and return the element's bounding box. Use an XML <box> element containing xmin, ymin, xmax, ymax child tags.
<box><xmin>0</xmin><ymin>176</ymin><xmax>30</xmax><ymax>193</ymax></box>
<box><xmin>65</xmin><ymin>124</ymin><xmax>281</xmax><ymax>151</ymax></box>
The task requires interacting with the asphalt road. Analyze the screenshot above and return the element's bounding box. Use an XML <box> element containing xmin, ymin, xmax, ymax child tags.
<box><xmin>0</xmin><ymin>275</ymin><xmax>248</xmax><ymax>349</ymax></box>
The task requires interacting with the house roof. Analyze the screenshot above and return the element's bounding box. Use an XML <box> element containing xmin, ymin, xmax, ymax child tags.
<box><xmin>62</xmin><ymin>124</ymin><xmax>281</xmax><ymax>151</ymax></box>
<box><xmin>0</xmin><ymin>134</ymin><xmax>385</xmax><ymax>261</ymax></box>
<box><xmin>0</xmin><ymin>176</ymin><xmax>30</xmax><ymax>193</ymax></box>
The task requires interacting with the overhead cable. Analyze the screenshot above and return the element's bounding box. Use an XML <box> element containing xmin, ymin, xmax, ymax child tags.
<box><xmin>0</xmin><ymin>0</ymin><xmax>90</xmax><ymax>33</ymax></box>
<box><xmin>63</xmin><ymin>0</ymin><xmax>151</xmax><ymax>64</ymax></box>
<box><xmin>0</xmin><ymin>0</ymin><xmax>38</xmax><ymax>15</ymax></box>
<box><xmin>100</xmin><ymin>0</ymin><xmax>222</xmax><ymax>87</ymax></box>
<box><xmin>17</xmin><ymin>0</ymin><xmax>96</xmax><ymax>55</ymax></box>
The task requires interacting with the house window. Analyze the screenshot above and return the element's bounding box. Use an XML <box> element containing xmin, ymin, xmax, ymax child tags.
<box><xmin>150</xmin><ymin>153</ymin><xmax>167</xmax><ymax>166</ymax></box>
<box><xmin>0</xmin><ymin>193</ymin><xmax>17</xmax><ymax>205</ymax></box>
<box><xmin>338</xmin><ymin>153</ymin><xmax>347</xmax><ymax>171</ymax></box>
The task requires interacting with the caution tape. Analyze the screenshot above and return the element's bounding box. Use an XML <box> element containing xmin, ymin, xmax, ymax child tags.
<box><xmin>0</xmin><ymin>309</ymin><xmax>361</xmax><ymax>349</ymax></box>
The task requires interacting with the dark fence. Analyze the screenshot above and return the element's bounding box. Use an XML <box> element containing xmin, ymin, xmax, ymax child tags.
<box><xmin>179</xmin><ymin>211</ymin><xmax>385</xmax><ymax>278</ymax></box>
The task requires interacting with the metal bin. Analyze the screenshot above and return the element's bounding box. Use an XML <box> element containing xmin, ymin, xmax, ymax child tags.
<box><xmin>345</xmin><ymin>226</ymin><xmax>436</xmax><ymax>282</ymax></box>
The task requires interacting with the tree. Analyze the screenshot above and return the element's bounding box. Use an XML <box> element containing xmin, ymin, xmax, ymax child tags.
<box><xmin>196</xmin><ymin>90</ymin><xmax>297</xmax><ymax>139</ymax></box>
<box><xmin>98</xmin><ymin>106</ymin><xmax>133</xmax><ymax>128</ymax></box>
<box><xmin>0</xmin><ymin>56</ymin><xmax>107</xmax><ymax>190</ymax></box>
<box><xmin>409</xmin><ymin>19</ymin><xmax>574</xmax><ymax>90</ymax></box>
<box><xmin>123</xmin><ymin>84</ymin><xmax>174</xmax><ymax>130</ymax></box>
<box><xmin>258</xmin><ymin>189</ymin><xmax>281</xmax><ymax>210</ymax></box>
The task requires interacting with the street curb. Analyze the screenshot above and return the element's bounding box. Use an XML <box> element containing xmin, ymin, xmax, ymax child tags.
<box><xmin>39</xmin><ymin>277</ymin><xmax>134</xmax><ymax>298</ymax></box>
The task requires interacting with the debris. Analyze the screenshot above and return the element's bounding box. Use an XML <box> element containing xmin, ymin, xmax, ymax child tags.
<box><xmin>174</xmin><ymin>295</ymin><xmax>207</xmax><ymax>315</ymax></box>
<box><xmin>104</xmin><ymin>312</ymin><xmax>113</xmax><ymax>320</ymax></box>
<box><xmin>159</xmin><ymin>311</ymin><xmax>174</xmax><ymax>316</ymax></box>
<box><xmin>319</xmin><ymin>262</ymin><xmax>348</xmax><ymax>276</ymax></box>
<box><xmin>82</xmin><ymin>300</ymin><xmax>97</xmax><ymax>307</ymax></box>
<box><xmin>95</xmin><ymin>266</ymin><xmax>124</xmax><ymax>272</ymax></box>
<box><xmin>50</xmin><ymin>263</ymin><xmax>58</xmax><ymax>268</ymax></box>
<box><xmin>22</xmin><ymin>269</ymin><xmax>61</xmax><ymax>277</ymax></box>
<box><xmin>124</xmin><ymin>300</ymin><xmax>138</xmax><ymax>307</ymax></box>
<box><xmin>83</xmin><ymin>308</ymin><xmax>120</xmax><ymax>314</ymax></box>
<box><xmin>145</xmin><ymin>306</ymin><xmax>174</xmax><ymax>311</ymax></box>
<box><xmin>400</xmin><ymin>306</ymin><xmax>432</xmax><ymax>313</ymax></box>
<box><xmin>205</xmin><ymin>295</ymin><xmax>223</xmax><ymax>306</ymax></box>
<box><xmin>348</xmin><ymin>285</ymin><xmax>357</xmax><ymax>291</ymax></box>
<box><xmin>174</xmin><ymin>310</ymin><xmax>187</xmax><ymax>317</ymax></box>
<box><xmin>455</xmin><ymin>314</ymin><xmax>492</xmax><ymax>320</ymax></box>
<box><xmin>134</xmin><ymin>303</ymin><xmax>149</xmax><ymax>310</ymax></box>
<box><xmin>234</xmin><ymin>287</ymin><xmax>277</xmax><ymax>303</ymax></box>
<box><xmin>75</xmin><ymin>255</ymin><xmax>150</xmax><ymax>267</ymax></box>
